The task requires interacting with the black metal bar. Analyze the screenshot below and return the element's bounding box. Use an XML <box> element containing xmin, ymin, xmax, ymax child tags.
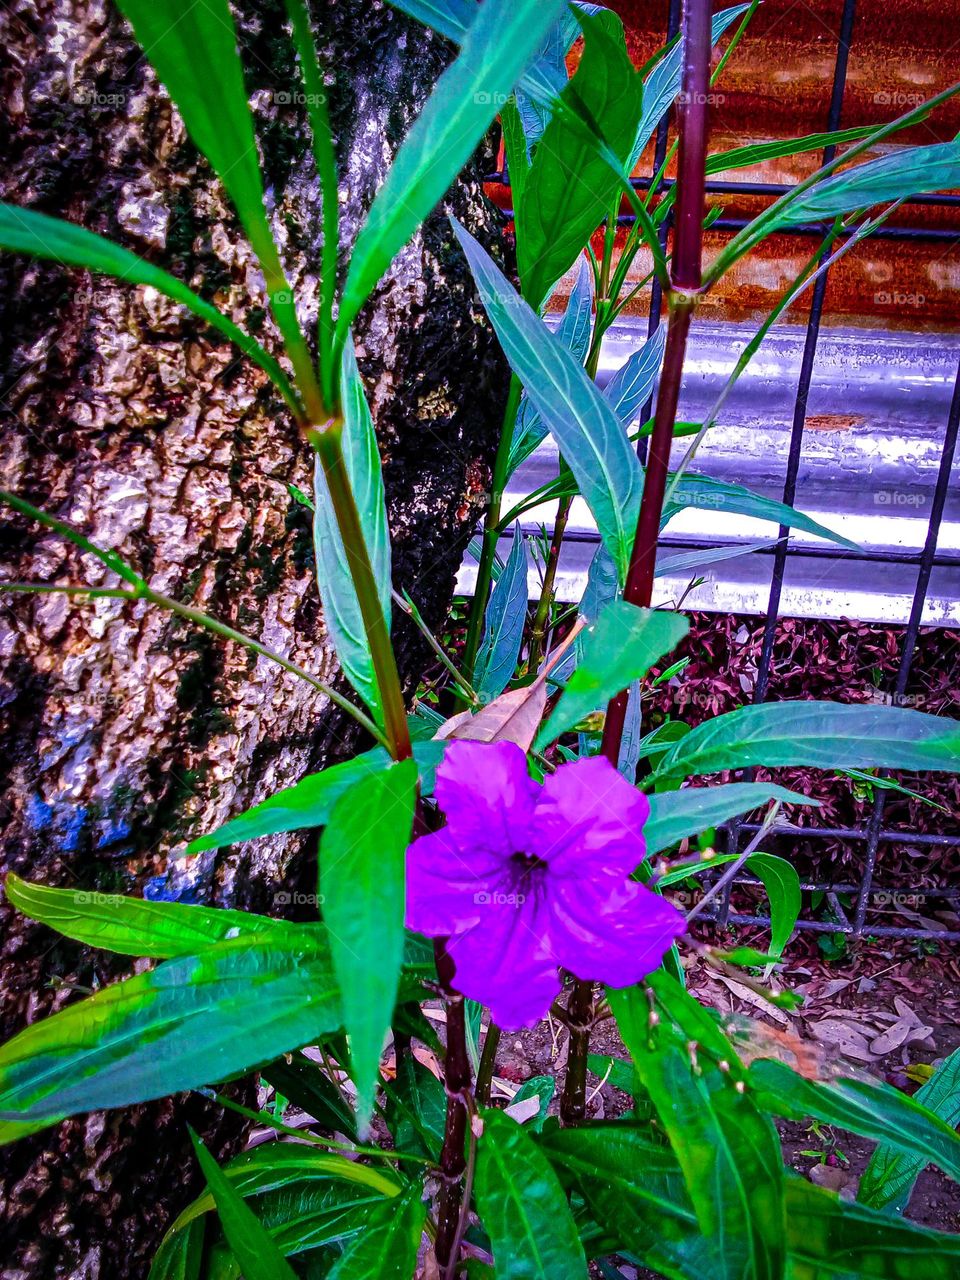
<box><xmin>853</xmin><ymin>355</ymin><xmax>960</xmax><ymax>933</ymax></box>
<box><xmin>728</xmin><ymin>821</ymin><xmax>960</xmax><ymax>848</ymax></box>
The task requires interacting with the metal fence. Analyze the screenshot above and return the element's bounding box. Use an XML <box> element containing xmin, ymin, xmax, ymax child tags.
<box><xmin>488</xmin><ymin>0</ymin><xmax>960</xmax><ymax>944</ymax></box>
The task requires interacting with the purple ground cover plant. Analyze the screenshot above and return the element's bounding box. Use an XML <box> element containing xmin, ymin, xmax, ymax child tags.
<box><xmin>406</xmin><ymin>740</ymin><xmax>685</xmax><ymax>1028</ymax></box>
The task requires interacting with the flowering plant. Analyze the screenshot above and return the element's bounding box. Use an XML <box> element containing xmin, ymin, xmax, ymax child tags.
<box><xmin>2</xmin><ymin>0</ymin><xmax>960</xmax><ymax>1277</ymax></box>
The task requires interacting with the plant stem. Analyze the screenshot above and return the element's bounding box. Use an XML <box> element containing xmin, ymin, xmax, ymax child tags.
<box><xmin>474</xmin><ymin>1022</ymin><xmax>501</xmax><ymax>1107</ymax></box>
<box><xmin>310</xmin><ymin>423</ymin><xmax>412</xmax><ymax>761</ymax></box>
<box><xmin>561</xmin><ymin>0</ymin><xmax>713</xmax><ymax>1129</ymax></box>
<box><xmin>559</xmin><ymin>979</ymin><xmax>594</xmax><ymax>1126</ymax></box>
<box><xmin>434</xmin><ymin>940</ymin><xmax>472</xmax><ymax>1274</ymax></box>
<box><xmin>459</xmin><ymin>375</ymin><xmax>523</xmax><ymax>697</ymax></box>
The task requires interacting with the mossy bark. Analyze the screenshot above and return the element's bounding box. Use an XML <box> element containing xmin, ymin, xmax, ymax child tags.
<box><xmin>0</xmin><ymin>0</ymin><xmax>508</xmax><ymax>1272</ymax></box>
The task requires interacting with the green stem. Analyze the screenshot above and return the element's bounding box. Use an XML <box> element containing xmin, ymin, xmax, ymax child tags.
<box><xmin>310</xmin><ymin>424</ymin><xmax>411</xmax><ymax>761</ymax></box>
<box><xmin>459</xmin><ymin>375</ymin><xmax>523</xmax><ymax>699</ymax></box>
<box><xmin>434</xmin><ymin>940</ymin><xmax>472</xmax><ymax>1273</ymax></box>
<box><xmin>474</xmin><ymin>1022</ymin><xmax>502</xmax><ymax>1108</ymax></box>
<box><xmin>559</xmin><ymin>980</ymin><xmax>594</xmax><ymax>1126</ymax></box>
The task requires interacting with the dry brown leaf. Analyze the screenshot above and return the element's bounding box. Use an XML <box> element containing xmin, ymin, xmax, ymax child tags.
<box><xmin>715</xmin><ymin>975</ymin><xmax>789</xmax><ymax>1025</ymax></box>
<box><xmin>436</xmin><ymin>680</ymin><xmax>549</xmax><ymax>751</ymax></box>
<box><xmin>869</xmin><ymin>1016</ymin><xmax>935</xmax><ymax>1056</ymax></box>
<box><xmin>807</xmin><ymin>1018</ymin><xmax>877</xmax><ymax>1063</ymax></box>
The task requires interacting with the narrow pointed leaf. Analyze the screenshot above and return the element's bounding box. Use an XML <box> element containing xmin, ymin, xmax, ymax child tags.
<box><xmin>536</xmin><ymin>601</ymin><xmax>688</xmax><ymax>749</ymax></box>
<box><xmin>774</xmin><ymin>142</ymin><xmax>960</xmax><ymax>229</ymax></box>
<box><xmin>0</xmin><ymin>205</ymin><xmax>299</xmax><ymax>411</ymax></box>
<box><xmin>320</xmin><ymin>759</ymin><xmax>418</xmax><ymax>1133</ymax></box>
<box><xmin>654</xmin><ymin>702</ymin><xmax>960</xmax><ymax>782</ymax></box>
<box><xmin>630</xmin><ymin>5</ymin><xmax>750</xmax><ymax>170</ymax></box>
<box><xmin>0</xmin><ymin>933</ymin><xmax>341</xmax><ymax>1135</ymax></box>
<box><xmin>474</xmin><ymin>1108</ymin><xmax>589</xmax><ymax>1280</ymax></box>
<box><xmin>860</xmin><ymin>1045</ymin><xmax>960</xmax><ymax>1212</ymax></box>
<box><xmin>474</xmin><ymin>526</ymin><xmax>529</xmax><ymax>702</ymax></box>
<box><xmin>786</xmin><ymin>1174</ymin><xmax>960</xmax><ymax>1279</ymax></box>
<box><xmin>113</xmin><ymin>0</ymin><xmax>309</xmax><ymax>373</ymax></box>
<box><xmin>190</xmin><ymin>1132</ymin><xmax>299</xmax><ymax>1280</ymax></box>
<box><xmin>453</xmin><ymin>219</ymin><xmax>643</xmax><ymax>580</ymax></box>
<box><xmin>314</xmin><ymin>339</ymin><xmax>392</xmax><ymax>720</ymax></box>
<box><xmin>644</xmin><ymin>783</ymin><xmax>816</xmax><ymax>857</ymax></box>
<box><xmin>509</xmin><ymin>258</ymin><xmax>595</xmax><ymax>474</ymax></box>
<box><xmin>749</xmin><ymin>1058</ymin><xmax>960</xmax><ymax>1191</ymax></box>
<box><xmin>665</xmin><ymin>474</ymin><xmax>858</xmax><ymax>550</ymax></box>
<box><xmin>603</xmin><ymin>326</ymin><xmax>667</xmax><ymax>429</ymax></box>
<box><xmin>4</xmin><ymin>873</ymin><xmax>295</xmax><ymax>958</ymax></box>
<box><xmin>338</xmin><ymin>0</ymin><xmax>569</xmax><ymax>338</ymax></box>
<box><xmin>611</xmin><ymin>973</ymin><xmax>786</xmax><ymax>1280</ymax></box>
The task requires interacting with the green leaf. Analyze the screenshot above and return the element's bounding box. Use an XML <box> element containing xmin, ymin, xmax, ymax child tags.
<box><xmin>113</xmin><ymin>0</ymin><xmax>313</xmax><ymax>393</ymax></box>
<box><xmin>0</xmin><ymin>205</ymin><xmax>300</xmax><ymax>413</ymax></box>
<box><xmin>653</xmin><ymin>702</ymin><xmax>960</xmax><ymax>782</ymax></box>
<box><xmin>860</xmin><ymin>1045</ymin><xmax>960</xmax><ymax>1213</ymax></box>
<box><xmin>149</xmin><ymin>1215</ymin><xmax>205</xmax><ymax>1280</ymax></box>
<box><xmin>385</xmin><ymin>1054</ymin><xmax>446</xmax><ymax>1159</ymax></box>
<box><xmin>173</xmin><ymin>1144</ymin><xmax>401</xmax><ymax>1230</ymax></box>
<box><xmin>749</xmin><ymin>1058</ymin><xmax>960</xmax><ymax>1192</ymax></box>
<box><xmin>536</xmin><ymin>601</ymin><xmax>688</xmax><ymax>749</ymax></box>
<box><xmin>774</xmin><ymin>141</ymin><xmax>960</xmax><ymax>230</ymax></box>
<box><xmin>474</xmin><ymin>526</ymin><xmax>529</xmax><ymax>702</ymax></box>
<box><xmin>747</xmin><ymin>852</ymin><xmax>802</xmax><ymax>959</ymax></box>
<box><xmin>611</xmin><ymin>973</ymin><xmax>786</xmax><ymax>1280</ymax></box>
<box><xmin>474</xmin><ymin>1108</ymin><xmax>589</xmax><ymax>1280</ymax></box>
<box><xmin>0</xmin><ymin>933</ymin><xmax>341</xmax><ymax>1136</ymax></box>
<box><xmin>520</xmin><ymin>9</ymin><xmax>644</xmax><ymax>310</ymax></box>
<box><xmin>325</xmin><ymin>1183</ymin><xmax>426</xmax><ymax>1280</ymax></box>
<box><xmin>313</xmin><ymin>338</ymin><xmax>392</xmax><ymax>720</ymax></box>
<box><xmin>644</xmin><ymin>783</ymin><xmax>816</xmax><ymax>857</ymax></box>
<box><xmin>187</xmin><ymin>741</ymin><xmax>444</xmax><ymax>854</ymax></box>
<box><xmin>337</xmin><ymin>0</ymin><xmax>569</xmax><ymax>340</ymax></box>
<box><xmin>510</xmin><ymin>1075</ymin><xmax>555</xmax><ymax>1133</ymax></box>
<box><xmin>4</xmin><ymin>873</ymin><xmax>295</xmax><ymax>959</ymax></box>
<box><xmin>665</xmin><ymin>475</ymin><xmax>859</xmax><ymax>551</ymax></box>
<box><xmin>508</xmin><ymin>258</ymin><xmax>595</xmax><ymax>475</ymax></box>
<box><xmin>454</xmin><ymin>219</ymin><xmax>644</xmax><ymax>580</ymax></box>
<box><xmin>190</xmin><ymin>1131</ymin><xmax>300</xmax><ymax>1280</ymax></box>
<box><xmin>603</xmin><ymin>326</ymin><xmax>667</xmax><ymax>429</ymax></box>
<box><xmin>785</xmin><ymin>1173</ymin><xmax>960</xmax><ymax>1279</ymax></box>
<box><xmin>541</xmin><ymin>1124</ymin><xmax>718</xmax><ymax>1280</ymax></box>
<box><xmin>630</xmin><ymin>5</ymin><xmax>750</xmax><ymax>169</ymax></box>
<box><xmin>320</xmin><ymin>759</ymin><xmax>417</xmax><ymax>1135</ymax></box>
<box><xmin>656</xmin><ymin>538</ymin><xmax>783</xmax><ymax>579</ymax></box>
<box><xmin>261</xmin><ymin>1052</ymin><xmax>358</xmax><ymax>1139</ymax></box>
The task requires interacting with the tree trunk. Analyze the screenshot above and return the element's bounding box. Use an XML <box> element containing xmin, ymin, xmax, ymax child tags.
<box><xmin>0</xmin><ymin>0</ymin><xmax>508</xmax><ymax>1273</ymax></box>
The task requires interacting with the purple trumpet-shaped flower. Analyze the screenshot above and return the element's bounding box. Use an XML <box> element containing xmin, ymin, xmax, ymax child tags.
<box><xmin>405</xmin><ymin>740</ymin><xmax>685</xmax><ymax>1029</ymax></box>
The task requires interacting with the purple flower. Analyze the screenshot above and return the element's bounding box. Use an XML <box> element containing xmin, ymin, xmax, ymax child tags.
<box><xmin>405</xmin><ymin>740</ymin><xmax>685</xmax><ymax>1029</ymax></box>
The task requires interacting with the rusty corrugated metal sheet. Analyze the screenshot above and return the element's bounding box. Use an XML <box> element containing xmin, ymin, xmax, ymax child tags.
<box><xmin>490</xmin><ymin>0</ymin><xmax>960</xmax><ymax>329</ymax></box>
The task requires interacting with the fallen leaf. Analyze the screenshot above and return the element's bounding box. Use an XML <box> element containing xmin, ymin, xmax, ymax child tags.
<box><xmin>437</xmin><ymin>680</ymin><xmax>549</xmax><ymax>751</ymax></box>
<box><xmin>807</xmin><ymin>1018</ymin><xmax>877</xmax><ymax>1063</ymax></box>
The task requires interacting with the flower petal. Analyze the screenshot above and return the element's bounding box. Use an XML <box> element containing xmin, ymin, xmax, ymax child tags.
<box><xmin>549</xmin><ymin>876</ymin><xmax>685</xmax><ymax>988</ymax></box>
<box><xmin>444</xmin><ymin>897</ymin><xmax>561</xmax><ymax>1030</ymax></box>
<box><xmin>404</xmin><ymin>828</ymin><xmax>504</xmax><ymax>938</ymax></box>
<box><xmin>536</xmin><ymin>756</ymin><xmax>649</xmax><ymax>878</ymax></box>
<box><xmin>434</xmin><ymin>740</ymin><xmax>538</xmax><ymax>856</ymax></box>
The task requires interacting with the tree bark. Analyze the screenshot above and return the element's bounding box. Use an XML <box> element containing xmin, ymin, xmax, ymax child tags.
<box><xmin>0</xmin><ymin>0</ymin><xmax>508</xmax><ymax>1273</ymax></box>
